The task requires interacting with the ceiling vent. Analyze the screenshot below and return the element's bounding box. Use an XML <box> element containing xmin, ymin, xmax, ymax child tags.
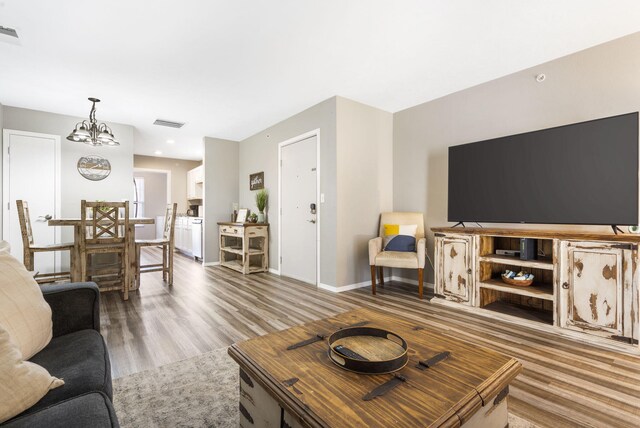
<box><xmin>0</xmin><ymin>26</ymin><xmax>19</xmax><ymax>39</ymax></box>
<box><xmin>153</xmin><ymin>119</ymin><xmax>185</xmax><ymax>128</ymax></box>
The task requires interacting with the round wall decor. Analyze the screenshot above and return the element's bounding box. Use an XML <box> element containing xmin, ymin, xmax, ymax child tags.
<box><xmin>77</xmin><ymin>155</ymin><xmax>111</xmax><ymax>181</ymax></box>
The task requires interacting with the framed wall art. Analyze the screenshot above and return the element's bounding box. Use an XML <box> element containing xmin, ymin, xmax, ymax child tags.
<box><xmin>250</xmin><ymin>171</ymin><xmax>264</xmax><ymax>190</ymax></box>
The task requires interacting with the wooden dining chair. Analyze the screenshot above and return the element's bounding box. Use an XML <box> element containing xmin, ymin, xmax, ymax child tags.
<box><xmin>135</xmin><ymin>203</ymin><xmax>177</xmax><ymax>287</ymax></box>
<box><xmin>80</xmin><ymin>200</ymin><xmax>130</xmax><ymax>300</ymax></box>
<box><xmin>16</xmin><ymin>200</ymin><xmax>74</xmax><ymax>284</ymax></box>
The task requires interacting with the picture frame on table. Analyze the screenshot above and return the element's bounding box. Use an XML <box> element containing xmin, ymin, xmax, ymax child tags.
<box><xmin>236</xmin><ymin>208</ymin><xmax>248</xmax><ymax>223</ymax></box>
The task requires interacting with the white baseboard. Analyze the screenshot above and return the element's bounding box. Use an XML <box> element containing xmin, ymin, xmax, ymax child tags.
<box><xmin>318</xmin><ymin>276</ymin><xmax>434</xmax><ymax>293</ymax></box>
<box><xmin>390</xmin><ymin>275</ymin><xmax>435</xmax><ymax>290</ymax></box>
<box><xmin>216</xmin><ymin>265</ymin><xmax>429</xmax><ymax>293</ymax></box>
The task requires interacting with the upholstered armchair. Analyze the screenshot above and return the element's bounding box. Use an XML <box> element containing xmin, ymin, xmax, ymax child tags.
<box><xmin>368</xmin><ymin>212</ymin><xmax>426</xmax><ymax>299</ymax></box>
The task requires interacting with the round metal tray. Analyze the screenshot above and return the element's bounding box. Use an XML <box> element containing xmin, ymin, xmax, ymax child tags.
<box><xmin>327</xmin><ymin>326</ymin><xmax>408</xmax><ymax>374</ymax></box>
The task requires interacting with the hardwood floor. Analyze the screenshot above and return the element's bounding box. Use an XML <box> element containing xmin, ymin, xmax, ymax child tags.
<box><xmin>101</xmin><ymin>247</ymin><xmax>640</xmax><ymax>427</ymax></box>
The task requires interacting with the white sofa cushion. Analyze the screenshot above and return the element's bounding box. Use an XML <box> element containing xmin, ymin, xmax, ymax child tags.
<box><xmin>0</xmin><ymin>251</ymin><xmax>53</xmax><ymax>359</ymax></box>
<box><xmin>0</xmin><ymin>323</ymin><xmax>64</xmax><ymax>423</ymax></box>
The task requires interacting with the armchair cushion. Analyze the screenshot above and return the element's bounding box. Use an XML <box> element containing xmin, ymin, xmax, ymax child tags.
<box><xmin>375</xmin><ymin>251</ymin><xmax>419</xmax><ymax>269</ymax></box>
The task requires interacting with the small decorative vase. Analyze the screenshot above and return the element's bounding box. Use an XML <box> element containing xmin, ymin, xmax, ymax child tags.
<box><xmin>257</xmin><ymin>212</ymin><xmax>265</xmax><ymax>223</ymax></box>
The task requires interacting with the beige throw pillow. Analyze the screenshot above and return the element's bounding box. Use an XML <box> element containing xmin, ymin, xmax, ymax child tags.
<box><xmin>0</xmin><ymin>323</ymin><xmax>64</xmax><ymax>423</ymax></box>
<box><xmin>0</xmin><ymin>252</ymin><xmax>53</xmax><ymax>359</ymax></box>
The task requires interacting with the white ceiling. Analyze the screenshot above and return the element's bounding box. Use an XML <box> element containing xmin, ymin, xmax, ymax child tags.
<box><xmin>1</xmin><ymin>1</ymin><xmax>640</xmax><ymax>160</ymax></box>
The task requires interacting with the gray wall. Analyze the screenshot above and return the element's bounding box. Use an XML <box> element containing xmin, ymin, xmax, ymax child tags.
<box><xmin>203</xmin><ymin>137</ymin><xmax>239</xmax><ymax>264</ymax></box>
<box><xmin>133</xmin><ymin>155</ymin><xmax>201</xmax><ymax>214</ymax></box>
<box><xmin>133</xmin><ymin>171</ymin><xmax>168</xmax><ymax>240</ymax></box>
<box><xmin>336</xmin><ymin>97</ymin><xmax>393</xmax><ymax>287</ymax></box>
<box><xmin>238</xmin><ymin>97</ymin><xmax>337</xmax><ymax>285</ymax></box>
<box><xmin>393</xmin><ymin>32</ymin><xmax>640</xmax><ymax>283</ymax></box>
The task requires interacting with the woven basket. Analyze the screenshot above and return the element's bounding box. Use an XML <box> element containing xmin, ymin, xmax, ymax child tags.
<box><xmin>501</xmin><ymin>274</ymin><xmax>534</xmax><ymax>287</ymax></box>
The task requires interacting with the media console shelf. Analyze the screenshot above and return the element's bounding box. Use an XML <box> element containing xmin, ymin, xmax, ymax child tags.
<box><xmin>432</xmin><ymin>227</ymin><xmax>640</xmax><ymax>351</ymax></box>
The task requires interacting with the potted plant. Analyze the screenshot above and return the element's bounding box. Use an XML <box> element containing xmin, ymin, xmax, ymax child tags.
<box><xmin>248</xmin><ymin>213</ymin><xmax>258</xmax><ymax>223</ymax></box>
<box><xmin>255</xmin><ymin>189</ymin><xmax>268</xmax><ymax>223</ymax></box>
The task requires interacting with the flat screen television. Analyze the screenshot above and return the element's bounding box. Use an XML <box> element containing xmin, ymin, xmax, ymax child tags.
<box><xmin>448</xmin><ymin>112</ymin><xmax>639</xmax><ymax>226</ymax></box>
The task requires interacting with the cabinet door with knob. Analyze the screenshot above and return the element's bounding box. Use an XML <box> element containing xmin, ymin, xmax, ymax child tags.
<box><xmin>435</xmin><ymin>235</ymin><xmax>474</xmax><ymax>305</ymax></box>
<box><xmin>559</xmin><ymin>241</ymin><xmax>638</xmax><ymax>340</ymax></box>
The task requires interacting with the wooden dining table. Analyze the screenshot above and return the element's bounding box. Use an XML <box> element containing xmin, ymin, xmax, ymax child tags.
<box><xmin>48</xmin><ymin>217</ymin><xmax>154</xmax><ymax>291</ymax></box>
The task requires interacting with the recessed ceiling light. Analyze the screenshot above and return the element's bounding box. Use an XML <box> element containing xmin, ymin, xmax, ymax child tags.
<box><xmin>154</xmin><ymin>150</ymin><xmax>162</xmax><ymax>155</ymax></box>
<box><xmin>167</xmin><ymin>139</ymin><xmax>175</xmax><ymax>144</ymax></box>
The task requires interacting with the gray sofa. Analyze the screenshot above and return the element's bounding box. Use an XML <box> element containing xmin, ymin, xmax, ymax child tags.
<box><xmin>1</xmin><ymin>282</ymin><xmax>120</xmax><ymax>428</ymax></box>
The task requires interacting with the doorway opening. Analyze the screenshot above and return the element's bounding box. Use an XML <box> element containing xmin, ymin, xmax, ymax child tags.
<box><xmin>133</xmin><ymin>168</ymin><xmax>171</xmax><ymax>240</ymax></box>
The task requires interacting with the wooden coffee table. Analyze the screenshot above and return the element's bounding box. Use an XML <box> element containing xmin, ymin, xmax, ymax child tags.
<box><xmin>228</xmin><ymin>308</ymin><xmax>522</xmax><ymax>427</ymax></box>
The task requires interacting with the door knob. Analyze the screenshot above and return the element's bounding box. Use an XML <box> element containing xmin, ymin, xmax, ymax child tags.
<box><xmin>307</xmin><ymin>219</ymin><xmax>316</xmax><ymax>224</ymax></box>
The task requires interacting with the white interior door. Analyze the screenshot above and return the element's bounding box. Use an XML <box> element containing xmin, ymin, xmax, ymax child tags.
<box><xmin>2</xmin><ymin>130</ymin><xmax>60</xmax><ymax>272</ymax></box>
<box><xmin>280</xmin><ymin>135</ymin><xmax>318</xmax><ymax>284</ymax></box>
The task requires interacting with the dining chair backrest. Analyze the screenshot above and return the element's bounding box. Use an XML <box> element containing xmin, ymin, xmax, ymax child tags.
<box><xmin>81</xmin><ymin>200</ymin><xmax>129</xmax><ymax>245</ymax></box>
<box><xmin>162</xmin><ymin>203</ymin><xmax>178</xmax><ymax>242</ymax></box>
<box><xmin>16</xmin><ymin>200</ymin><xmax>34</xmax><ymax>247</ymax></box>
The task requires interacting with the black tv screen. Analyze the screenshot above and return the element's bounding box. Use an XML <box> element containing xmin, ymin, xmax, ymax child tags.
<box><xmin>448</xmin><ymin>112</ymin><xmax>639</xmax><ymax>226</ymax></box>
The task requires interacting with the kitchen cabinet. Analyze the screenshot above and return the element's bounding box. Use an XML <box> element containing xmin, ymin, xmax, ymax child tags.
<box><xmin>187</xmin><ymin>165</ymin><xmax>204</xmax><ymax>199</ymax></box>
<box><xmin>174</xmin><ymin>216</ymin><xmax>193</xmax><ymax>254</ymax></box>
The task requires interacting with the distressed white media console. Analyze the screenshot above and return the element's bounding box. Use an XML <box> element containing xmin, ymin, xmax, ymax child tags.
<box><xmin>432</xmin><ymin>227</ymin><xmax>639</xmax><ymax>352</ymax></box>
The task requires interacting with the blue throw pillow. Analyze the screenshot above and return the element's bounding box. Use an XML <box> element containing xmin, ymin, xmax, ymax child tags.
<box><xmin>383</xmin><ymin>224</ymin><xmax>417</xmax><ymax>252</ymax></box>
<box><xmin>385</xmin><ymin>235</ymin><xmax>416</xmax><ymax>252</ymax></box>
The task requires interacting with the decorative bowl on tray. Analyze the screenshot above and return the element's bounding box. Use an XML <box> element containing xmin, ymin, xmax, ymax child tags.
<box><xmin>501</xmin><ymin>271</ymin><xmax>534</xmax><ymax>287</ymax></box>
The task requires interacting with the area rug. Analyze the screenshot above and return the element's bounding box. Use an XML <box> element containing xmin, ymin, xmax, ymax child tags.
<box><xmin>113</xmin><ymin>348</ymin><xmax>238</xmax><ymax>427</ymax></box>
<box><xmin>113</xmin><ymin>347</ymin><xmax>536</xmax><ymax>427</ymax></box>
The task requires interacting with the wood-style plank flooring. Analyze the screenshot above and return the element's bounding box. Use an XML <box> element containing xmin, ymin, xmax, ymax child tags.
<box><xmin>101</xmin><ymin>247</ymin><xmax>640</xmax><ymax>427</ymax></box>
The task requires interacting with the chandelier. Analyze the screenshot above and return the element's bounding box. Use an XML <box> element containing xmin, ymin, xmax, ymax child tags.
<box><xmin>67</xmin><ymin>97</ymin><xmax>119</xmax><ymax>146</ymax></box>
